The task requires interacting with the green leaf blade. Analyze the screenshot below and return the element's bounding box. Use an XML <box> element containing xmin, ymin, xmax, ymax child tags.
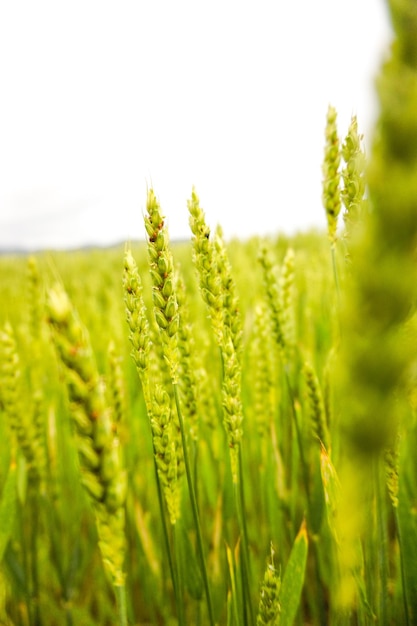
<box><xmin>279</xmin><ymin>519</ymin><xmax>308</xmax><ymax>626</ymax></box>
<box><xmin>0</xmin><ymin>461</ymin><xmax>18</xmax><ymax>562</ymax></box>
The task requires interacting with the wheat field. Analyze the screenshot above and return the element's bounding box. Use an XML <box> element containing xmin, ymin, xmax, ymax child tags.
<box><xmin>1</xmin><ymin>1</ymin><xmax>417</xmax><ymax>624</ymax></box>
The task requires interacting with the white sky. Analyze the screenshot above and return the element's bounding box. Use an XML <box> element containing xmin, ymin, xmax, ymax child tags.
<box><xmin>0</xmin><ymin>1</ymin><xmax>392</xmax><ymax>250</ymax></box>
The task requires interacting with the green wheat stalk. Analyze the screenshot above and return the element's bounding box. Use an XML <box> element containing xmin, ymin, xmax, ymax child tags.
<box><xmin>188</xmin><ymin>188</ymin><xmax>254</xmax><ymax>625</ymax></box>
<box><xmin>123</xmin><ymin>246</ymin><xmax>182</xmax><ymax>622</ymax></box>
<box><xmin>145</xmin><ymin>188</ymin><xmax>215</xmax><ymax>626</ymax></box>
<box><xmin>47</xmin><ymin>284</ymin><xmax>128</xmax><ymax>626</ymax></box>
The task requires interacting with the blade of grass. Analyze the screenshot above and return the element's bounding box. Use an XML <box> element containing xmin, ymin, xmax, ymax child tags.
<box><xmin>0</xmin><ymin>461</ymin><xmax>17</xmax><ymax>562</ymax></box>
<box><xmin>226</xmin><ymin>540</ymin><xmax>241</xmax><ymax>626</ymax></box>
<box><xmin>396</xmin><ymin>469</ymin><xmax>417</xmax><ymax>625</ymax></box>
<box><xmin>279</xmin><ymin>519</ymin><xmax>308</xmax><ymax>626</ymax></box>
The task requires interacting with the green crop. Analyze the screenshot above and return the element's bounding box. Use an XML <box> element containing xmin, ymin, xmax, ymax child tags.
<box><xmin>1</xmin><ymin>1</ymin><xmax>417</xmax><ymax>624</ymax></box>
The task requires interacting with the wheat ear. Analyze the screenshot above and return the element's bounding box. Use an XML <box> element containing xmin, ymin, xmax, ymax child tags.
<box><xmin>47</xmin><ymin>284</ymin><xmax>127</xmax><ymax>590</ymax></box>
<box><xmin>322</xmin><ymin>105</ymin><xmax>341</xmax><ymax>246</ymax></box>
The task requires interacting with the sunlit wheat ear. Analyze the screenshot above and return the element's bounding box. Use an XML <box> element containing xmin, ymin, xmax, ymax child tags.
<box><xmin>221</xmin><ymin>331</ymin><xmax>244</xmax><ymax>483</ymax></box>
<box><xmin>322</xmin><ymin>105</ymin><xmax>341</xmax><ymax>246</ymax></box>
<box><xmin>256</xmin><ymin>543</ymin><xmax>281</xmax><ymax>626</ymax></box>
<box><xmin>0</xmin><ymin>322</ymin><xmax>44</xmax><ymax>484</ymax></box>
<box><xmin>124</xmin><ymin>240</ymin><xmax>173</xmax><ymax>403</ymax></box>
<box><xmin>144</xmin><ymin>189</ymin><xmax>179</xmax><ymax>382</ymax></box>
<box><xmin>322</xmin><ymin>347</ymin><xmax>336</xmax><ymax>439</ymax></box>
<box><xmin>303</xmin><ymin>361</ymin><xmax>329</xmax><ymax>451</ymax></box>
<box><xmin>107</xmin><ymin>341</ymin><xmax>126</xmax><ymax>428</ymax></box>
<box><xmin>250</xmin><ymin>303</ymin><xmax>276</xmax><ymax>438</ymax></box>
<box><xmin>213</xmin><ymin>225</ymin><xmax>243</xmax><ymax>355</ymax></box>
<box><xmin>144</xmin><ymin>192</ymin><xmax>186</xmax><ymax>503</ymax></box>
<box><xmin>148</xmin><ymin>315</ymin><xmax>173</xmax><ymax>397</ymax></box>
<box><xmin>384</xmin><ymin>439</ymin><xmax>399</xmax><ymax>509</ymax></box>
<box><xmin>320</xmin><ymin>444</ymin><xmax>340</xmax><ymax>542</ymax></box>
<box><xmin>123</xmin><ymin>246</ymin><xmax>155</xmax><ymax>426</ymax></box>
<box><xmin>123</xmin><ymin>247</ymin><xmax>151</xmax><ymax>376</ymax></box>
<box><xmin>188</xmin><ymin>189</ymin><xmax>244</xmax><ymax>483</ymax></box>
<box><xmin>124</xmin><ymin>246</ymin><xmax>184</xmax><ymax>524</ymax></box>
<box><xmin>258</xmin><ymin>245</ymin><xmax>288</xmax><ymax>354</ymax></box>
<box><xmin>175</xmin><ymin>270</ymin><xmax>200</xmax><ymax>442</ymax></box>
<box><xmin>278</xmin><ymin>247</ymin><xmax>296</xmax><ymax>350</ymax></box>
<box><xmin>341</xmin><ymin>115</ymin><xmax>367</xmax><ymax>245</ymax></box>
<box><xmin>188</xmin><ymin>187</ymin><xmax>223</xmax><ymax>344</ymax></box>
<box><xmin>27</xmin><ymin>255</ymin><xmax>44</xmax><ymax>346</ymax></box>
<box><xmin>25</xmin><ymin>256</ymin><xmax>49</xmax><ymax>488</ymax></box>
<box><xmin>213</xmin><ymin>227</ymin><xmax>245</xmax><ymax>480</ymax></box>
<box><xmin>47</xmin><ymin>284</ymin><xmax>127</xmax><ymax>586</ymax></box>
<box><xmin>150</xmin><ymin>384</ymin><xmax>181</xmax><ymax>525</ymax></box>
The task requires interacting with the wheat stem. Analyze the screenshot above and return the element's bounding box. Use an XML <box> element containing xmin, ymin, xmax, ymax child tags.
<box><xmin>173</xmin><ymin>383</ymin><xmax>215</xmax><ymax>626</ymax></box>
<box><xmin>235</xmin><ymin>448</ymin><xmax>255</xmax><ymax>626</ymax></box>
<box><xmin>115</xmin><ymin>584</ymin><xmax>128</xmax><ymax>626</ymax></box>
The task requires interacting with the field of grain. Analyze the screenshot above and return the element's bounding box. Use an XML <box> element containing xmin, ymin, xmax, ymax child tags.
<box><xmin>1</xmin><ymin>2</ymin><xmax>417</xmax><ymax>625</ymax></box>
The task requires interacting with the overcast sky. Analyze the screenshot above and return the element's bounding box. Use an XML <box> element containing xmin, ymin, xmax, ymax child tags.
<box><xmin>0</xmin><ymin>1</ymin><xmax>392</xmax><ymax>250</ymax></box>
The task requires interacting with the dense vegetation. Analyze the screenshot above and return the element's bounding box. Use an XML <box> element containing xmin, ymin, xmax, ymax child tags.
<box><xmin>1</xmin><ymin>1</ymin><xmax>417</xmax><ymax>624</ymax></box>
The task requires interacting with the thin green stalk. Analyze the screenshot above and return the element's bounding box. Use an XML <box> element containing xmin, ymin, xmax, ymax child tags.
<box><xmin>219</xmin><ymin>345</ymin><xmax>253</xmax><ymax>625</ymax></box>
<box><xmin>17</xmin><ymin>502</ymin><xmax>31</xmax><ymax>626</ymax></box>
<box><xmin>65</xmin><ymin>607</ymin><xmax>74</xmax><ymax>626</ymax></box>
<box><xmin>285</xmin><ymin>370</ymin><xmax>327</xmax><ymax>625</ymax></box>
<box><xmin>233</xmin><ymin>461</ymin><xmax>254</xmax><ymax>626</ymax></box>
<box><xmin>173</xmin><ymin>383</ymin><xmax>215</xmax><ymax>626</ymax></box>
<box><xmin>331</xmin><ymin>244</ymin><xmax>341</xmax><ymax>310</ymax></box>
<box><xmin>226</xmin><ymin>542</ymin><xmax>240</xmax><ymax>626</ymax></box>
<box><xmin>192</xmin><ymin>440</ymin><xmax>199</xmax><ymax>506</ymax></box>
<box><xmin>28</xmin><ymin>490</ymin><xmax>41</xmax><ymax>626</ymax></box>
<box><xmin>284</xmin><ymin>371</ymin><xmax>311</xmax><ymax>509</ymax></box>
<box><xmin>375</xmin><ymin>458</ymin><xmax>389</xmax><ymax>625</ymax></box>
<box><xmin>330</xmin><ymin>242</ymin><xmax>342</xmax><ymax>352</ymax></box>
<box><xmin>238</xmin><ymin>449</ymin><xmax>250</xmax><ymax>580</ymax></box>
<box><xmin>153</xmin><ymin>452</ymin><xmax>178</xmax><ymax>618</ymax></box>
<box><xmin>394</xmin><ymin>506</ymin><xmax>410</xmax><ymax>626</ymax></box>
<box><xmin>41</xmin><ymin>494</ymin><xmax>75</xmax><ymax>626</ymax></box>
<box><xmin>173</xmin><ymin>524</ymin><xmax>186</xmax><ymax>626</ymax></box>
<box><xmin>115</xmin><ymin>583</ymin><xmax>128</xmax><ymax>626</ymax></box>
